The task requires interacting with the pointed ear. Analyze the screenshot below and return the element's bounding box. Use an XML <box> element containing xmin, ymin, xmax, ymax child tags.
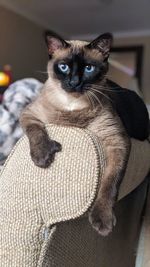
<box><xmin>87</xmin><ymin>33</ymin><xmax>113</xmax><ymax>59</ymax></box>
<box><xmin>44</xmin><ymin>30</ymin><xmax>70</xmax><ymax>56</ymax></box>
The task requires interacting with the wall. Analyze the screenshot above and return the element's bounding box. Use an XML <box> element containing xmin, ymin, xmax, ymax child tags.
<box><xmin>0</xmin><ymin>5</ymin><xmax>48</xmax><ymax>82</ymax></box>
<box><xmin>0</xmin><ymin>6</ymin><xmax>150</xmax><ymax>104</ymax></box>
<box><xmin>114</xmin><ymin>36</ymin><xmax>150</xmax><ymax>104</ymax></box>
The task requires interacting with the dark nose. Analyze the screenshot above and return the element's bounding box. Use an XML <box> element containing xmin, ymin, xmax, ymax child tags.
<box><xmin>69</xmin><ymin>76</ymin><xmax>80</xmax><ymax>88</ymax></box>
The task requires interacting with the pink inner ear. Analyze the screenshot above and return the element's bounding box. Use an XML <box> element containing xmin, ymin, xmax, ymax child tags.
<box><xmin>97</xmin><ymin>39</ymin><xmax>111</xmax><ymax>58</ymax></box>
<box><xmin>99</xmin><ymin>39</ymin><xmax>111</xmax><ymax>50</ymax></box>
<box><xmin>48</xmin><ymin>37</ymin><xmax>63</xmax><ymax>54</ymax></box>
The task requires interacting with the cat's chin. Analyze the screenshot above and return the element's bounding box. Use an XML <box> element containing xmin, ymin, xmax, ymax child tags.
<box><xmin>61</xmin><ymin>93</ymin><xmax>90</xmax><ymax>112</ymax></box>
<box><xmin>45</xmin><ymin>79</ymin><xmax>91</xmax><ymax>112</ymax></box>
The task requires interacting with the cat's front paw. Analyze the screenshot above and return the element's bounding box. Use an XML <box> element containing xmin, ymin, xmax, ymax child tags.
<box><xmin>30</xmin><ymin>139</ymin><xmax>62</xmax><ymax>168</ymax></box>
<box><xmin>89</xmin><ymin>201</ymin><xmax>116</xmax><ymax>236</ymax></box>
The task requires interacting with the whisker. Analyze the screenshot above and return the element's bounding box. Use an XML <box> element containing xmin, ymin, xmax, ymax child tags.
<box><xmin>91</xmin><ymin>84</ymin><xmax>125</xmax><ymax>93</ymax></box>
<box><xmin>103</xmin><ymin>73</ymin><xmax>114</xmax><ymax>80</ymax></box>
<box><xmin>88</xmin><ymin>91</ymin><xmax>97</xmax><ymax>107</ymax></box>
<box><xmin>103</xmin><ymin>88</ymin><xmax>125</xmax><ymax>93</ymax></box>
<box><xmin>88</xmin><ymin>91</ymin><xmax>103</xmax><ymax>109</ymax></box>
<box><xmin>92</xmin><ymin>85</ymin><xmax>113</xmax><ymax>92</ymax></box>
<box><xmin>86</xmin><ymin>92</ymin><xmax>92</xmax><ymax>109</ymax></box>
<box><xmin>91</xmin><ymin>88</ymin><xmax>112</xmax><ymax>103</ymax></box>
<box><xmin>86</xmin><ymin>92</ymin><xmax>95</xmax><ymax>109</ymax></box>
<box><xmin>36</xmin><ymin>70</ymin><xmax>48</xmax><ymax>74</ymax></box>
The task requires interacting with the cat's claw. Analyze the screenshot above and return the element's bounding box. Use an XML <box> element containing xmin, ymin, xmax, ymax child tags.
<box><xmin>89</xmin><ymin>201</ymin><xmax>116</xmax><ymax>236</ymax></box>
<box><xmin>31</xmin><ymin>140</ymin><xmax>62</xmax><ymax>168</ymax></box>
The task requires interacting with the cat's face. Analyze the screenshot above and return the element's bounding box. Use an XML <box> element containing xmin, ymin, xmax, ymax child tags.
<box><xmin>45</xmin><ymin>31</ymin><xmax>112</xmax><ymax>95</ymax></box>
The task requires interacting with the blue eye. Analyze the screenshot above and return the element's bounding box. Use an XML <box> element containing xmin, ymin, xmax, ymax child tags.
<box><xmin>85</xmin><ymin>65</ymin><xmax>95</xmax><ymax>73</ymax></box>
<box><xmin>58</xmin><ymin>63</ymin><xmax>69</xmax><ymax>73</ymax></box>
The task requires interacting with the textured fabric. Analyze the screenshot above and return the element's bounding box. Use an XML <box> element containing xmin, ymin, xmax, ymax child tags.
<box><xmin>0</xmin><ymin>78</ymin><xmax>42</xmax><ymax>165</ymax></box>
<box><xmin>135</xmin><ymin>182</ymin><xmax>150</xmax><ymax>267</ymax></box>
<box><xmin>0</xmin><ymin>124</ymin><xmax>150</xmax><ymax>266</ymax></box>
<box><xmin>118</xmin><ymin>139</ymin><xmax>150</xmax><ymax>200</ymax></box>
<box><xmin>0</xmin><ymin>125</ymin><xmax>104</xmax><ymax>266</ymax></box>
<box><xmin>41</xmin><ymin>179</ymin><xmax>148</xmax><ymax>267</ymax></box>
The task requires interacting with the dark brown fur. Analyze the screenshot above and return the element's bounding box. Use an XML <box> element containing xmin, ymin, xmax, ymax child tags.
<box><xmin>20</xmin><ymin>32</ymin><xmax>131</xmax><ymax>236</ymax></box>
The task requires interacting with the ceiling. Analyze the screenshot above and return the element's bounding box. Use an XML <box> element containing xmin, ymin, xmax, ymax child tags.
<box><xmin>0</xmin><ymin>0</ymin><xmax>150</xmax><ymax>39</ymax></box>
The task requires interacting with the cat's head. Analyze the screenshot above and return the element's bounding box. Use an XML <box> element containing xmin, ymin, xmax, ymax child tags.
<box><xmin>45</xmin><ymin>30</ymin><xmax>112</xmax><ymax>93</ymax></box>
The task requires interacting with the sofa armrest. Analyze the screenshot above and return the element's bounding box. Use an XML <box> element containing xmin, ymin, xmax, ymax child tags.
<box><xmin>119</xmin><ymin>138</ymin><xmax>150</xmax><ymax>200</ymax></box>
<box><xmin>0</xmin><ymin>124</ymin><xmax>149</xmax><ymax>266</ymax></box>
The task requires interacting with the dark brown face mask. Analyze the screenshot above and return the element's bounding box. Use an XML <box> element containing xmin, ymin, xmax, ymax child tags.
<box><xmin>45</xmin><ymin>30</ymin><xmax>113</xmax><ymax>93</ymax></box>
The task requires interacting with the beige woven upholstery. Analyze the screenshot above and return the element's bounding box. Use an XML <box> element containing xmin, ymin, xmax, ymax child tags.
<box><xmin>0</xmin><ymin>124</ymin><xmax>150</xmax><ymax>267</ymax></box>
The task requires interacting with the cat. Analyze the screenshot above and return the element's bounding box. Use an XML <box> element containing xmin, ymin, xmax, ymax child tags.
<box><xmin>20</xmin><ymin>31</ymin><xmax>149</xmax><ymax>236</ymax></box>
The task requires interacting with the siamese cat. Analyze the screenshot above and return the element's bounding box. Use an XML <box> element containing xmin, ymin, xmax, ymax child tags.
<box><xmin>20</xmin><ymin>31</ymin><xmax>149</xmax><ymax>236</ymax></box>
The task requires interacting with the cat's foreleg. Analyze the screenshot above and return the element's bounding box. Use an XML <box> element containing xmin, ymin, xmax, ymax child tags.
<box><xmin>20</xmin><ymin>106</ymin><xmax>62</xmax><ymax>168</ymax></box>
<box><xmin>88</xmin><ymin>114</ymin><xmax>131</xmax><ymax>236</ymax></box>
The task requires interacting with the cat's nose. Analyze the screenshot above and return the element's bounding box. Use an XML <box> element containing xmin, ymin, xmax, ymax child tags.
<box><xmin>69</xmin><ymin>77</ymin><xmax>80</xmax><ymax>88</ymax></box>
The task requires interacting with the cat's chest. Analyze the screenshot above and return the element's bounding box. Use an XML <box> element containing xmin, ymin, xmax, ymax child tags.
<box><xmin>56</xmin><ymin>107</ymin><xmax>101</xmax><ymax>128</ymax></box>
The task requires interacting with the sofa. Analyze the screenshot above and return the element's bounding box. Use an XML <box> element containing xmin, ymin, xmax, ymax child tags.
<box><xmin>0</xmin><ymin>124</ymin><xmax>150</xmax><ymax>267</ymax></box>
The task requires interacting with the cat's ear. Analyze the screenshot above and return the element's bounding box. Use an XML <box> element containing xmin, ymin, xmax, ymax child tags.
<box><xmin>45</xmin><ymin>30</ymin><xmax>69</xmax><ymax>56</ymax></box>
<box><xmin>87</xmin><ymin>33</ymin><xmax>113</xmax><ymax>59</ymax></box>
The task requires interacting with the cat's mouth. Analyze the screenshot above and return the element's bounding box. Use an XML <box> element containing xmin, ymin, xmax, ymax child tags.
<box><xmin>63</xmin><ymin>82</ymin><xmax>92</xmax><ymax>96</ymax></box>
<box><xmin>63</xmin><ymin>84</ymin><xmax>84</xmax><ymax>94</ymax></box>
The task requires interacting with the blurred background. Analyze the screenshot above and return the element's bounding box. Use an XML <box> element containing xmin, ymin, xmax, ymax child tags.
<box><xmin>0</xmin><ymin>0</ymin><xmax>150</xmax><ymax>103</ymax></box>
